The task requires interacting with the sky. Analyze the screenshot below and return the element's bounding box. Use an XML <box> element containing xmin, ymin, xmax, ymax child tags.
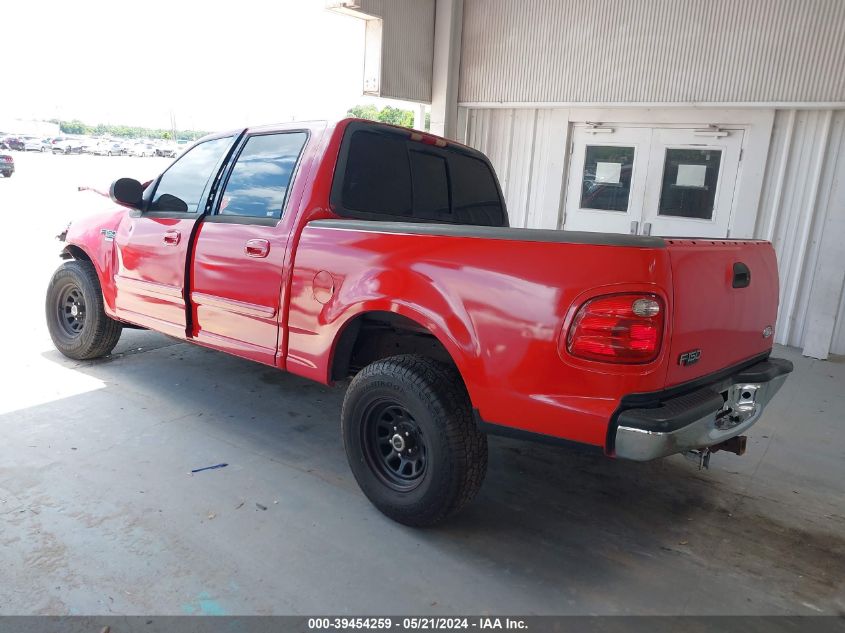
<box><xmin>3</xmin><ymin>0</ymin><xmax>417</xmax><ymax>132</ymax></box>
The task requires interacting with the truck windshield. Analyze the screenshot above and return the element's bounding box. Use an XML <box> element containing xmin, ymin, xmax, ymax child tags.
<box><xmin>332</xmin><ymin>124</ymin><xmax>508</xmax><ymax>227</ymax></box>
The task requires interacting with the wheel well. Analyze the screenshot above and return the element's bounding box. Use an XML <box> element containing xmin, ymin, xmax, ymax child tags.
<box><xmin>60</xmin><ymin>245</ymin><xmax>92</xmax><ymax>262</ymax></box>
<box><xmin>331</xmin><ymin>312</ymin><xmax>456</xmax><ymax>381</ymax></box>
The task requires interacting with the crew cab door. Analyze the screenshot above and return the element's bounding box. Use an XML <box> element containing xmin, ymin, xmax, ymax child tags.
<box><xmin>112</xmin><ymin>135</ymin><xmax>237</xmax><ymax>337</ymax></box>
<box><xmin>189</xmin><ymin>129</ymin><xmax>310</xmax><ymax>365</ymax></box>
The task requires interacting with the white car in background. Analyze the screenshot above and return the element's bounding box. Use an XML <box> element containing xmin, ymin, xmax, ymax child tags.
<box><xmin>52</xmin><ymin>138</ymin><xmax>87</xmax><ymax>154</ymax></box>
<box><xmin>89</xmin><ymin>141</ymin><xmax>124</xmax><ymax>156</ymax></box>
<box><xmin>23</xmin><ymin>137</ymin><xmax>49</xmax><ymax>152</ymax></box>
<box><xmin>129</xmin><ymin>142</ymin><xmax>156</xmax><ymax>157</ymax></box>
<box><xmin>155</xmin><ymin>142</ymin><xmax>178</xmax><ymax>158</ymax></box>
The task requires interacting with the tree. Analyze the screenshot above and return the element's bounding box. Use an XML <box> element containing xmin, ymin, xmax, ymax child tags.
<box><xmin>346</xmin><ymin>104</ymin><xmax>416</xmax><ymax>129</ymax></box>
<box><xmin>377</xmin><ymin>105</ymin><xmax>414</xmax><ymax>128</ymax></box>
<box><xmin>53</xmin><ymin>118</ymin><xmax>207</xmax><ymax>140</ymax></box>
<box><xmin>347</xmin><ymin>104</ymin><xmax>380</xmax><ymax>121</ymax></box>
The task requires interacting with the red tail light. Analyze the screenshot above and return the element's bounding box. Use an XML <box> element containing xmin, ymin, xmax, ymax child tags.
<box><xmin>566</xmin><ymin>293</ymin><xmax>664</xmax><ymax>363</ymax></box>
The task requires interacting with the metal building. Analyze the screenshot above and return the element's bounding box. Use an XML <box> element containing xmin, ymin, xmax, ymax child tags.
<box><xmin>329</xmin><ymin>0</ymin><xmax>845</xmax><ymax>359</ymax></box>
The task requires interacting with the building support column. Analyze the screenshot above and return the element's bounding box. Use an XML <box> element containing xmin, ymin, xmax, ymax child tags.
<box><xmin>430</xmin><ymin>0</ymin><xmax>463</xmax><ymax>139</ymax></box>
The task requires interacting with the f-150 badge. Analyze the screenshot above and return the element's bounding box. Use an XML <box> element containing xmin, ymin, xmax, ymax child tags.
<box><xmin>679</xmin><ymin>349</ymin><xmax>701</xmax><ymax>366</ymax></box>
<box><xmin>100</xmin><ymin>228</ymin><xmax>116</xmax><ymax>242</ymax></box>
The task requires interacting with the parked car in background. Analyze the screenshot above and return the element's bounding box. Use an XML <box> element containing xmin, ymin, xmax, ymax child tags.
<box><xmin>23</xmin><ymin>137</ymin><xmax>50</xmax><ymax>152</ymax></box>
<box><xmin>89</xmin><ymin>141</ymin><xmax>125</xmax><ymax>156</ymax></box>
<box><xmin>52</xmin><ymin>138</ymin><xmax>87</xmax><ymax>154</ymax></box>
<box><xmin>129</xmin><ymin>143</ymin><xmax>156</xmax><ymax>157</ymax></box>
<box><xmin>3</xmin><ymin>137</ymin><xmax>24</xmax><ymax>151</ymax></box>
<box><xmin>0</xmin><ymin>150</ymin><xmax>13</xmax><ymax>177</ymax></box>
<box><xmin>155</xmin><ymin>143</ymin><xmax>177</xmax><ymax>158</ymax></box>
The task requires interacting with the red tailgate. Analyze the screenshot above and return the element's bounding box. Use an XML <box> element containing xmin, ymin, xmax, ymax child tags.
<box><xmin>665</xmin><ymin>239</ymin><xmax>779</xmax><ymax>387</ymax></box>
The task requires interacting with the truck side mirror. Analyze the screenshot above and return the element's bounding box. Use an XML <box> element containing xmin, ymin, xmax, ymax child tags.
<box><xmin>110</xmin><ymin>177</ymin><xmax>144</xmax><ymax>210</ymax></box>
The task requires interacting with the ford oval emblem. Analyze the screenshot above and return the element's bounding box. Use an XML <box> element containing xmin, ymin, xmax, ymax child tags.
<box><xmin>763</xmin><ymin>325</ymin><xmax>773</xmax><ymax>339</ymax></box>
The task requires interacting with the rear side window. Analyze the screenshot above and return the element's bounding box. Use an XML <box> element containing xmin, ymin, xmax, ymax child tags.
<box><xmin>218</xmin><ymin>132</ymin><xmax>307</xmax><ymax>219</ymax></box>
<box><xmin>342</xmin><ymin>131</ymin><xmax>411</xmax><ymax>216</ymax></box>
<box><xmin>333</xmin><ymin>126</ymin><xmax>506</xmax><ymax>227</ymax></box>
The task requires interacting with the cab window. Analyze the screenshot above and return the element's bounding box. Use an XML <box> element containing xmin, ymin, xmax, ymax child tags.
<box><xmin>217</xmin><ymin>132</ymin><xmax>308</xmax><ymax>219</ymax></box>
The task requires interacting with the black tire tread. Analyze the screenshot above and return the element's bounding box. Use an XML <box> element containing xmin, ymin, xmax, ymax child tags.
<box><xmin>46</xmin><ymin>260</ymin><xmax>122</xmax><ymax>360</ymax></box>
<box><xmin>342</xmin><ymin>354</ymin><xmax>487</xmax><ymax>526</ymax></box>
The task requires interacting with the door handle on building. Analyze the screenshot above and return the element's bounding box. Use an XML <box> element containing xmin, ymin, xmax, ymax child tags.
<box><xmin>245</xmin><ymin>239</ymin><xmax>270</xmax><ymax>258</ymax></box>
<box><xmin>163</xmin><ymin>230</ymin><xmax>181</xmax><ymax>245</ymax></box>
<box><xmin>642</xmin><ymin>222</ymin><xmax>652</xmax><ymax>236</ymax></box>
<box><xmin>630</xmin><ymin>221</ymin><xmax>639</xmax><ymax>235</ymax></box>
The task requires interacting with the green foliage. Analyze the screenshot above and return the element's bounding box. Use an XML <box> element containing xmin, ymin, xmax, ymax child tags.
<box><xmin>50</xmin><ymin>118</ymin><xmax>207</xmax><ymax>141</ymax></box>
<box><xmin>346</xmin><ymin>104</ymin><xmax>380</xmax><ymax>121</ymax></box>
<box><xmin>347</xmin><ymin>104</ymin><xmax>417</xmax><ymax>129</ymax></box>
<box><xmin>377</xmin><ymin>105</ymin><xmax>414</xmax><ymax>128</ymax></box>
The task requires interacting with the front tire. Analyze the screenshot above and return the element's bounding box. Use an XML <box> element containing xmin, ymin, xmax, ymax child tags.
<box><xmin>46</xmin><ymin>260</ymin><xmax>122</xmax><ymax>360</ymax></box>
<box><xmin>342</xmin><ymin>355</ymin><xmax>488</xmax><ymax>527</ymax></box>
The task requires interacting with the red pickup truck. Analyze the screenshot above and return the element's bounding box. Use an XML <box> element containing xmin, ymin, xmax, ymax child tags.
<box><xmin>48</xmin><ymin>119</ymin><xmax>792</xmax><ymax>526</ymax></box>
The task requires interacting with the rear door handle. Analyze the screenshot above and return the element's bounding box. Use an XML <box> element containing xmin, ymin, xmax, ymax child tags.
<box><xmin>245</xmin><ymin>239</ymin><xmax>270</xmax><ymax>258</ymax></box>
<box><xmin>163</xmin><ymin>230</ymin><xmax>181</xmax><ymax>245</ymax></box>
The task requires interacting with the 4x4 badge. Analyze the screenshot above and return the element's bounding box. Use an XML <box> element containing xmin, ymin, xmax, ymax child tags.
<box><xmin>679</xmin><ymin>349</ymin><xmax>701</xmax><ymax>366</ymax></box>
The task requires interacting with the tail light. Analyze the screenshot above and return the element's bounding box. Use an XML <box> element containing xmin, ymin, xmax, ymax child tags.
<box><xmin>566</xmin><ymin>293</ymin><xmax>664</xmax><ymax>363</ymax></box>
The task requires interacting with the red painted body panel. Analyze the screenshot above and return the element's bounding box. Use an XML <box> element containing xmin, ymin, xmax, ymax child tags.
<box><xmin>663</xmin><ymin>239</ymin><xmax>779</xmax><ymax>386</ymax></box>
<box><xmin>112</xmin><ymin>215</ymin><xmax>197</xmax><ymax>338</ymax></box>
<box><xmin>61</xmin><ymin>118</ymin><xmax>780</xmax><ymax>453</ymax></box>
<box><xmin>62</xmin><ymin>207</ymin><xmax>126</xmax><ymax>314</ymax></box>
<box><xmin>190</xmin><ymin>221</ymin><xmax>286</xmax><ymax>365</ymax></box>
<box><xmin>286</xmin><ymin>226</ymin><xmax>674</xmax><ymax>448</ymax></box>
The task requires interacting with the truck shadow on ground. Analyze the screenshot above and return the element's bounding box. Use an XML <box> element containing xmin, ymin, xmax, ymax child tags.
<box><xmin>27</xmin><ymin>334</ymin><xmax>845</xmax><ymax>612</ymax></box>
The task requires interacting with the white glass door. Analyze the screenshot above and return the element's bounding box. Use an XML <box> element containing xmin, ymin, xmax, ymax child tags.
<box><xmin>562</xmin><ymin>126</ymin><xmax>651</xmax><ymax>234</ymax></box>
<box><xmin>639</xmin><ymin>128</ymin><xmax>744</xmax><ymax>238</ymax></box>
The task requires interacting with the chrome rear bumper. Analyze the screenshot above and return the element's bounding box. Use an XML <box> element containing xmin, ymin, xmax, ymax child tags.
<box><xmin>614</xmin><ymin>358</ymin><xmax>792</xmax><ymax>461</ymax></box>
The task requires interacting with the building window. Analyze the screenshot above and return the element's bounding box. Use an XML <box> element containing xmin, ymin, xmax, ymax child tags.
<box><xmin>580</xmin><ymin>145</ymin><xmax>635</xmax><ymax>212</ymax></box>
<box><xmin>658</xmin><ymin>148</ymin><xmax>722</xmax><ymax>219</ymax></box>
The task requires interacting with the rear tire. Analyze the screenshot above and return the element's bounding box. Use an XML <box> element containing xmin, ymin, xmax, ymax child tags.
<box><xmin>46</xmin><ymin>260</ymin><xmax>122</xmax><ymax>360</ymax></box>
<box><xmin>342</xmin><ymin>354</ymin><xmax>487</xmax><ymax>527</ymax></box>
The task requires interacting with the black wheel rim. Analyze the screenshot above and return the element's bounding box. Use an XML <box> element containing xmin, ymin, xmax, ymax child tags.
<box><xmin>56</xmin><ymin>282</ymin><xmax>86</xmax><ymax>338</ymax></box>
<box><xmin>362</xmin><ymin>400</ymin><xmax>427</xmax><ymax>491</ymax></box>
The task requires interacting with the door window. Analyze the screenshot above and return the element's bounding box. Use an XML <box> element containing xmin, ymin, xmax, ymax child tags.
<box><xmin>580</xmin><ymin>145</ymin><xmax>635</xmax><ymax>212</ymax></box>
<box><xmin>150</xmin><ymin>137</ymin><xmax>232</xmax><ymax>213</ymax></box>
<box><xmin>658</xmin><ymin>148</ymin><xmax>722</xmax><ymax>219</ymax></box>
<box><xmin>218</xmin><ymin>132</ymin><xmax>308</xmax><ymax>219</ymax></box>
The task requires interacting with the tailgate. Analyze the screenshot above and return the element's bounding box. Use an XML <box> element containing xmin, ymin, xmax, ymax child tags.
<box><xmin>665</xmin><ymin>239</ymin><xmax>779</xmax><ymax>387</ymax></box>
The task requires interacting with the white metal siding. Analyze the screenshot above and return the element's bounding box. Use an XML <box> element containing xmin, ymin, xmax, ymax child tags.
<box><xmin>758</xmin><ymin>110</ymin><xmax>845</xmax><ymax>355</ymax></box>
<box><xmin>464</xmin><ymin>106</ymin><xmax>845</xmax><ymax>357</ymax></box>
<box><xmin>460</xmin><ymin>0</ymin><xmax>845</xmax><ymax>105</ymax></box>
<box><xmin>464</xmin><ymin>108</ymin><xmax>567</xmax><ymax>229</ymax></box>
<box><xmin>352</xmin><ymin>0</ymin><xmax>435</xmax><ymax>103</ymax></box>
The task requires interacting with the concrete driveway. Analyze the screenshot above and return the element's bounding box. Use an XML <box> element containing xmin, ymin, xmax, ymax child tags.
<box><xmin>1</xmin><ymin>152</ymin><xmax>844</xmax><ymax>615</ymax></box>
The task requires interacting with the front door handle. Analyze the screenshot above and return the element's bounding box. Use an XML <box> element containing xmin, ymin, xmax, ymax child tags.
<box><xmin>245</xmin><ymin>239</ymin><xmax>270</xmax><ymax>258</ymax></box>
<box><xmin>163</xmin><ymin>230</ymin><xmax>181</xmax><ymax>245</ymax></box>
